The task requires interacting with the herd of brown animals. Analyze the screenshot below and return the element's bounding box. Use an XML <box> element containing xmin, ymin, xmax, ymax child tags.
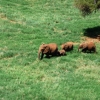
<box><xmin>38</xmin><ymin>41</ymin><xmax>97</xmax><ymax>60</ymax></box>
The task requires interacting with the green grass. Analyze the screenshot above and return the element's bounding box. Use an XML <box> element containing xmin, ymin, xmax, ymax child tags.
<box><xmin>0</xmin><ymin>0</ymin><xmax>100</xmax><ymax>100</ymax></box>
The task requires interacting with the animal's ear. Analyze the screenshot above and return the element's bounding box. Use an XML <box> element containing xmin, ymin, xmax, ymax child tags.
<box><xmin>83</xmin><ymin>43</ymin><xmax>87</xmax><ymax>48</ymax></box>
<box><xmin>43</xmin><ymin>45</ymin><xmax>50</xmax><ymax>53</ymax></box>
<box><xmin>63</xmin><ymin>44</ymin><xmax>68</xmax><ymax>50</ymax></box>
<box><xmin>79</xmin><ymin>44</ymin><xmax>83</xmax><ymax>47</ymax></box>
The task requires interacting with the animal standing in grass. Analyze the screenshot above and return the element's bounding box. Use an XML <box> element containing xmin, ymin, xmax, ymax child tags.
<box><xmin>38</xmin><ymin>43</ymin><xmax>58</xmax><ymax>60</ymax></box>
<box><xmin>78</xmin><ymin>41</ymin><xmax>96</xmax><ymax>53</ymax></box>
<box><xmin>58</xmin><ymin>50</ymin><xmax>66</xmax><ymax>56</ymax></box>
<box><xmin>61</xmin><ymin>42</ymin><xmax>73</xmax><ymax>52</ymax></box>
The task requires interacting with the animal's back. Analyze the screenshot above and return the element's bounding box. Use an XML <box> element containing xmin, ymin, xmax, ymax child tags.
<box><xmin>88</xmin><ymin>42</ymin><xmax>95</xmax><ymax>49</ymax></box>
<box><xmin>48</xmin><ymin>43</ymin><xmax>58</xmax><ymax>53</ymax></box>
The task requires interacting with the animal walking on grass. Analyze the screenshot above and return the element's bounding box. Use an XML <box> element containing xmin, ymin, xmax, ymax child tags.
<box><xmin>78</xmin><ymin>41</ymin><xmax>96</xmax><ymax>53</ymax></box>
<box><xmin>61</xmin><ymin>42</ymin><xmax>73</xmax><ymax>52</ymax></box>
<box><xmin>38</xmin><ymin>43</ymin><xmax>58</xmax><ymax>60</ymax></box>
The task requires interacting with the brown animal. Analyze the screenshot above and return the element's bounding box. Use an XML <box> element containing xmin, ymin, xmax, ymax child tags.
<box><xmin>38</xmin><ymin>43</ymin><xmax>58</xmax><ymax>60</ymax></box>
<box><xmin>61</xmin><ymin>42</ymin><xmax>73</xmax><ymax>52</ymax></box>
<box><xmin>78</xmin><ymin>42</ymin><xmax>96</xmax><ymax>53</ymax></box>
<box><xmin>58</xmin><ymin>50</ymin><xmax>66</xmax><ymax>56</ymax></box>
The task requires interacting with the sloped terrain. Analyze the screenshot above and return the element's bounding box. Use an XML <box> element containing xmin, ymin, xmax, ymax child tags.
<box><xmin>0</xmin><ymin>0</ymin><xmax>100</xmax><ymax>99</ymax></box>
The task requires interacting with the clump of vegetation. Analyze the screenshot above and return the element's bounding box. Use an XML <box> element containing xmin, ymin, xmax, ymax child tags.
<box><xmin>75</xmin><ymin>0</ymin><xmax>100</xmax><ymax>16</ymax></box>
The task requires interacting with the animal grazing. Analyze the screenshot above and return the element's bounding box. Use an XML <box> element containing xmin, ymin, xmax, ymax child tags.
<box><xmin>58</xmin><ymin>50</ymin><xmax>66</xmax><ymax>56</ymax></box>
<box><xmin>38</xmin><ymin>43</ymin><xmax>58</xmax><ymax>60</ymax></box>
<box><xmin>78</xmin><ymin>41</ymin><xmax>96</xmax><ymax>53</ymax></box>
<box><xmin>61</xmin><ymin>42</ymin><xmax>73</xmax><ymax>52</ymax></box>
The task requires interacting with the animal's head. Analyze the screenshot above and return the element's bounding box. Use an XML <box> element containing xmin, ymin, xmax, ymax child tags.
<box><xmin>78</xmin><ymin>43</ymin><xmax>87</xmax><ymax>52</ymax></box>
<box><xmin>78</xmin><ymin>43</ymin><xmax>84</xmax><ymax>52</ymax></box>
<box><xmin>79</xmin><ymin>44</ymin><xmax>83</xmax><ymax>49</ymax></box>
<box><xmin>61</xmin><ymin>43</ymin><xmax>68</xmax><ymax>50</ymax></box>
<box><xmin>38</xmin><ymin>44</ymin><xmax>50</xmax><ymax>60</ymax></box>
<box><xmin>39</xmin><ymin>44</ymin><xmax>50</xmax><ymax>53</ymax></box>
<box><xmin>61</xmin><ymin>44</ymin><xmax>64</xmax><ymax>49</ymax></box>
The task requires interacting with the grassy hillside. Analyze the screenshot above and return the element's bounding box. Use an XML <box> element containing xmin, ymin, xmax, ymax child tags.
<box><xmin>0</xmin><ymin>0</ymin><xmax>100</xmax><ymax>100</ymax></box>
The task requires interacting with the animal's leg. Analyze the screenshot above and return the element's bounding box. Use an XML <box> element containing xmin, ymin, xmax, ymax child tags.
<box><xmin>41</xmin><ymin>53</ymin><xmax>44</xmax><ymax>59</ymax></box>
<box><xmin>82</xmin><ymin>48</ymin><xmax>86</xmax><ymax>53</ymax></box>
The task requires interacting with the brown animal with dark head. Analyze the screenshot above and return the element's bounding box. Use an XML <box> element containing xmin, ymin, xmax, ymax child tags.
<box><xmin>38</xmin><ymin>43</ymin><xmax>58</xmax><ymax>60</ymax></box>
<box><xmin>61</xmin><ymin>42</ymin><xmax>73</xmax><ymax>52</ymax></box>
<box><xmin>78</xmin><ymin>42</ymin><xmax>96</xmax><ymax>53</ymax></box>
<box><xmin>58</xmin><ymin>50</ymin><xmax>66</xmax><ymax>56</ymax></box>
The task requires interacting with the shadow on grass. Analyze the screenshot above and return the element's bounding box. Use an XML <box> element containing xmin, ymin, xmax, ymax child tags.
<box><xmin>43</xmin><ymin>54</ymin><xmax>67</xmax><ymax>59</ymax></box>
<box><xmin>83</xmin><ymin>26</ymin><xmax>100</xmax><ymax>38</ymax></box>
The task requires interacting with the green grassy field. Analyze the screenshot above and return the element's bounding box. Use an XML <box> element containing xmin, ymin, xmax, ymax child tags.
<box><xmin>0</xmin><ymin>0</ymin><xmax>100</xmax><ymax>100</ymax></box>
